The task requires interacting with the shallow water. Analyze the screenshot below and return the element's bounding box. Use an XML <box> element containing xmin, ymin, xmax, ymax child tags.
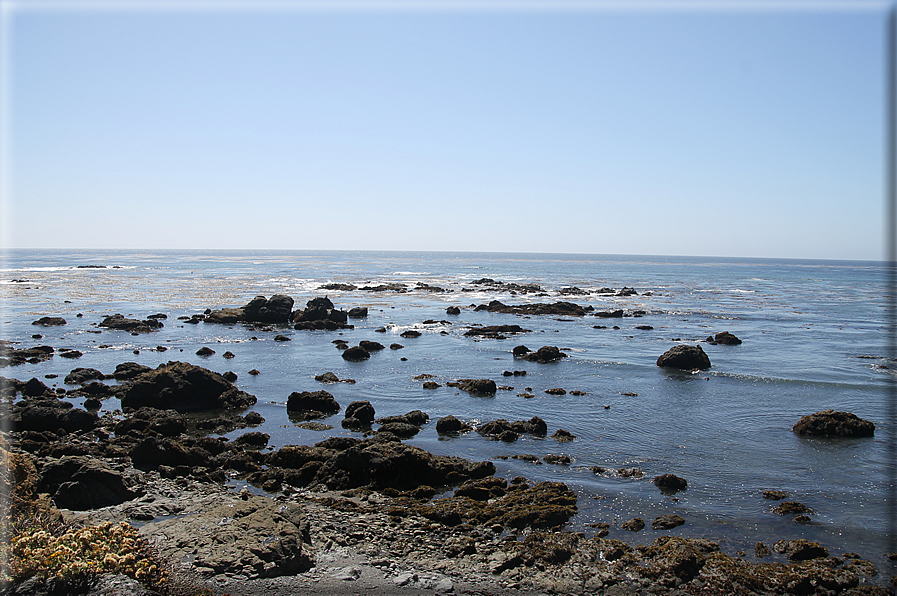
<box><xmin>1</xmin><ymin>249</ymin><xmax>894</xmax><ymax>574</ymax></box>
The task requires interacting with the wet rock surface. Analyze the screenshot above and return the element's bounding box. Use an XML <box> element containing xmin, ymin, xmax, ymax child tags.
<box><xmin>793</xmin><ymin>409</ymin><xmax>875</xmax><ymax>437</ymax></box>
<box><xmin>656</xmin><ymin>344</ymin><xmax>712</xmax><ymax>370</ymax></box>
<box><xmin>120</xmin><ymin>361</ymin><xmax>257</xmax><ymax>412</ymax></box>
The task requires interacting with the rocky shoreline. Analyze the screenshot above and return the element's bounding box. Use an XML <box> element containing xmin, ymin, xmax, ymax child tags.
<box><xmin>1</xmin><ymin>293</ymin><xmax>893</xmax><ymax>595</ymax></box>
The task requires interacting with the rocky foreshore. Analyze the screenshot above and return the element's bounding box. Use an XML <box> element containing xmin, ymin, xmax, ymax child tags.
<box><xmin>1</xmin><ymin>358</ymin><xmax>892</xmax><ymax>596</ymax></box>
<box><xmin>0</xmin><ymin>291</ymin><xmax>892</xmax><ymax>595</ymax></box>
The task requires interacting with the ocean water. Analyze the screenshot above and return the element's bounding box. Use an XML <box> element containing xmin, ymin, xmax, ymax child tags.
<box><xmin>2</xmin><ymin>249</ymin><xmax>894</xmax><ymax>571</ymax></box>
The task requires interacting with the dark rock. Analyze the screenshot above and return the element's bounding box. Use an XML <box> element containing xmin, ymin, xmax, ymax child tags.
<box><xmin>32</xmin><ymin>316</ymin><xmax>67</xmax><ymax>326</ymax></box>
<box><xmin>519</xmin><ymin>346</ymin><xmax>567</xmax><ymax>363</ymax></box>
<box><xmin>274</xmin><ymin>335</ymin><xmax>291</xmax><ymax>342</ymax></box>
<box><xmin>348</xmin><ymin>307</ymin><xmax>368</xmax><ymax>318</ymax></box>
<box><xmin>595</xmin><ymin>310</ymin><xmax>624</xmax><ymax>318</ymax></box>
<box><xmin>763</xmin><ymin>490</ymin><xmax>788</xmax><ymax>500</ymax></box>
<box><xmin>545</xmin><ymin>388</ymin><xmax>566</xmax><ymax>395</ymax></box>
<box><xmin>706</xmin><ymin>331</ymin><xmax>742</xmax><ymax>345</ymax></box>
<box><xmin>377</xmin><ymin>421</ymin><xmax>421</xmax><ymax>438</ymax></box>
<box><xmin>196</xmin><ymin>347</ymin><xmax>215</xmax><ymax>356</ymax></box>
<box><xmin>59</xmin><ymin>350</ymin><xmax>83</xmax><ymax>359</ymax></box>
<box><xmin>113</xmin><ymin>362</ymin><xmax>151</xmax><ymax>380</ymax></box>
<box><xmin>446</xmin><ymin>306</ymin><xmax>461</xmax><ymax>315</ymax></box>
<box><xmin>423</xmin><ymin>381</ymin><xmax>440</xmax><ymax>389</ymax></box>
<box><xmin>652</xmin><ymin>514</ymin><xmax>686</xmax><ymax>530</ymax></box>
<box><xmin>452</xmin><ymin>379</ymin><xmax>497</xmax><ymax>395</ymax></box>
<box><xmin>359</xmin><ymin>340</ymin><xmax>385</xmax><ymax>351</ymax></box>
<box><xmin>315</xmin><ymin>371</ymin><xmax>340</xmax><ymax>383</ymax></box>
<box><xmin>319</xmin><ymin>283</ymin><xmax>357</xmax><ymax>291</ymax></box>
<box><xmin>341</xmin><ymin>346</ymin><xmax>371</xmax><ymax>361</ymax></box>
<box><xmin>223</xmin><ymin>371</ymin><xmax>238</xmax><ymax>382</ymax></box>
<box><xmin>233</xmin><ymin>431</ymin><xmax>270</xmax><ymax>449</ymax></box>
<box><xmin>121</xmin><ymin>361</ymin><xmax>257</xmax><ymax>412</ymax></box>
<box><xmin>38</xmin><ymin>455</ymin><xmax>142</xmax><ymax>510</ymax></box>
<box><xmin>411</xmin><ymin>481</ymin><xmax>576</xmax><ymax>530</ymax></box>
<box><xmin>464</xmin><ymin>325</ymin><xmax>530</xmax><ymax>339</ymax></box>
<box><xmin>400</xmin><ymin>330</ymin><xmax>422</xmax><ymax>338</ymax></box>
<box><xmin>114</xmin><ymin>408</ymin><xmax>187</xmax><ymax>437</ymax></box>
<box><xmin>474</xmin><ymin>300</ymin><xmax>591</xmax><ymax>317</ymax></box>
<box><xmin>543</xmin><ymin>454</ymin><xmax>571</xmax><ymax>465</ymax></box>
<box><xmin>14</xmin><ymin>405</ymin><xmax>96</xmax><ymax>433</ymax></box>
<box><xmin>23</xmin><ymin>377</ymin><xmax>52</xmax><ymax>397</ymax></box>
<box><xmin>141</xmin><ymin>495</ymin><xmax>312</xmax><ymax>578</ymax></box>
<box><xmin>654</xmin><ymin>473</ymin><xmax>688</xmax><ymax>492</ymax></box>
<box><xmin>345</xmin><ymin>401</ymin><xmax>375</xmax><ymax>425</ymax></box>
<box><xmin>129</xmin><ymin>436</ymin><xmax>208</xmax><ymax>468</ymax></box>
<box><xmin>772</xmin><ymin>501</ymin><xmax>813</xmax><ymax>515</ymax></box>
<box><xmin>390</xmin><ymin>343</ymin><xmax>404</xmax><ymax>350</ymax></box>
<box><xmin>64</xmin><ymin>367</ymin><xmax>108</xmax><ymax>384</ymax></box>
<box><xmin>656</xmin><ymin>344</ymin><xmax>711</xmax><ymax>370</ymax></box>
<box><xmin>552</xmin><ymin>429</ymin><xmax>575</xmax><ymax>441</ymax></box>
<box><xmin>772</xmin><ymin>539</ymin><xmax>829</xmax><ymax>561</ymax></box>
<box><xmin>792</xmin><ymin>409</ymin><xmax>875</xmax><ymax>437</ymax></box>
<box><xmin>621</xmin><ymin>517</ymin><xmax>645</xmax><ymax>532</ymax></box>
<box><xmin>478</xmin><ymin>417</ymin><xmax>547</xmax><ymax>439</ymax></box>
<box><xmin>287</xmin><ymin>390</ymin><xmax>340</xmax><ymax>416</ymax></box>
<box><xmin>376</xmin><ymin>410</ymin><xmax>428</xmax><ymax>426</ymax></box>
<box><xmin>99</xmin><ymin>314</ymin><xmax>158</xmax><ymax>333</ymax></box>
<box><xmin>436</xmin><ymin>415</ymin><xmax>473</xmax><ymax>435</ymax></box>
<box><xmin>242</xmin><ymin>294</ymin><xmax>295</xmax><ymax>323</ymax></box>
<box><xmin>268</xmin><ymin>438</ymin><xmax>495</xmax><ymax>492</ymax></box>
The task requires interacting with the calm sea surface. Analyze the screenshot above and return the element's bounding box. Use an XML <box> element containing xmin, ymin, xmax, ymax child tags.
<box><xmin>2</xmin><ymin>249</ymin><xmax>894</xmax><ymax>571</ymax></box>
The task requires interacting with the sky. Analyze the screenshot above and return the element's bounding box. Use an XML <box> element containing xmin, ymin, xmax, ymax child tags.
<box><xmin>0</xmin><ymin>0</ymin><xmax>891</xmax><ymax>260</ymax></box>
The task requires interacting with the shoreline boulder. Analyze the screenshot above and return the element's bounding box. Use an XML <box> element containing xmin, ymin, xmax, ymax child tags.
<box><xmin>121</xmin><ymin>361</ymin><xmax>257</xmax><ymax>412</ymax></box>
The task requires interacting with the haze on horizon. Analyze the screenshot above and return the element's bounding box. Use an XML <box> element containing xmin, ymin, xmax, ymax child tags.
<box><xmin>0</xmin><ymin>1</ymin><xmax>889</xmax><ymax>261</ymax></box>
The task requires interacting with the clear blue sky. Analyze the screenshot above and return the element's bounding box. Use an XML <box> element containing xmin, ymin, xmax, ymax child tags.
<box><xmin>1</xmin><ymin>1</ymin><xmax>890</xmax><ymax>260</ymax></box>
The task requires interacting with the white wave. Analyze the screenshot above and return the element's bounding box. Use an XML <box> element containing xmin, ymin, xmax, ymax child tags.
<box><xmin>392</xmin><ymin>271</ymin><xmax>430</xmax><ymax>276</ymax></box>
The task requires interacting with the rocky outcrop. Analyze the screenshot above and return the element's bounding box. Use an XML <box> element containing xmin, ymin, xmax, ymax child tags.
<box><xmin>253</xmin><ymin>437</ymin><xmax>495</xmax><ymax>493</ymax></box>
<box><xmin>448</xmin><ymin>379</ymin><xmax>497</xmax><ymax>395</ymax></box>
<box><xmin>792</xmin><ymin>410</ymin><xmax>874</xmax><ymax>437</ymax></box>
<box><xmin>286</xmin><ymin>390</ymin><xmax>340</xmax><ymax>419</ymax></box>
<box><xmin>342</xmin><ymin>401</ymin><xmax>375</xmax><ymax>430</ymax></box>
<box><xmin>436</xmin><ymin>415</ymin><xmax>473</xmax><ymax>435</ymax></box>
<box><xmin>654</xmin><ymin>473</ymin><xmax>688</xmax><ymax>492</ymax></box>
<box><xmin>99</xmin><ymin>314</ymin><xmax>162</xmax><ymax>333</ymax></box>
<box><xmin>477</xmin><ymin>417</ymin><xmax>548</xmax><ymax>442</ymax></box>
<box><xmin>64</xmin><ymin>367</ymin><xmax>109</xmax><ymax>385</ymax></box>
<box><xmin>706</xmin><ymin>331</ymin><xmax>742</xmax><ymax>345</ymax></box>
<box><xmin>32</xmin><ymin>316</ymin><xmax>67</xmax><ymax>326</ymax></box>
<box><xmin>292</xmin><ymin>297</ymin><xmax>353</xmax><ymax>330</ymax></box>
<box><xmin>120</xmin><ymin>362</ymin><xmax>257</xmax><ymax>412</ymax></box>
<box><xmin>206</xmin><ymin>295</ymin><xmax>295</xmax><ymax>324</ymax></box>
<box><xmin>407</xmin><ymin>479</ymin><xmax>577</xmax><ymax>530</ymax></box>
<box><xmin>463</xmin><ymin>325</ymin><xmax>530</xmax><ymax>339</ymax></box>
<box><xmin>473</xmin><ymin>300</ymin><xmax>592</xmax><ymax>317</ymax></box>
<box><xmin>514</xmin><ymin>345</ymin><xmax>567</xmax><ymax>363</ymax></box>
<box><xmin>243</xmin><ymin>294</ymin><xmax>294</xmax><ymax>323</ymax></box>
<box><xmin>656</xmin><ymin>345</ymin><xmax>711</xmax><ymax>370</ymax></box>
<box><xmin>341</xmin><ymin>346</ymin><xmax>371</xmax><ymax>361</ymax></box>
<box><xmin>0</xmin><ymin>345</ymin><xmax>55</xmax><ymax>366</ymax></box>
<box><xmin>13</xmin><ymin>401</ymin><xmax>96</xmax><ymax>433</ymax></box>
<box><xmin>141</xmin><ymin>494</ymin><xmax>312</xmax><ymax>578</ymax></box>
<box><xmin>113</xmin><ymin>362</ymin><xmax>151</xmax><ymax>380</ymax></box>
<box><xmin>347</xmin><ymin>307</ymin><xmax>368</xmax><ymax>318</ymax></box>
<box><xmin>38</xmin><ymin>455</ymin><xmax>143</xmax><ymax>510</ymax></box>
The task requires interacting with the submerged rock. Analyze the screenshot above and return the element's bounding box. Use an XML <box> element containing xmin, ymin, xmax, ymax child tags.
<box><xmin>792</xmin><ymin>409</ymin><xmax>874</xmax><ymax>437</ymax></box>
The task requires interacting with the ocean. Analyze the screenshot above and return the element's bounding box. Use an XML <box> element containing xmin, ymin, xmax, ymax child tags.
<box><xmin>2</xmin><ymin>249</ymin><xmax>894</xmax><ymax>571</ymax></box>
